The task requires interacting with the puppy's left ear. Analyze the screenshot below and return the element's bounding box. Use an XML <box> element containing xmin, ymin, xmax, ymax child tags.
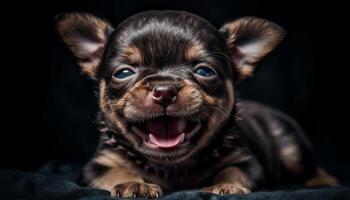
<box><xmin>220</xmin><ymin>17</ymin><xmax>285</xmax><ymax>79</ymax></box>
<box><xmin>56</xmin><ymin>13</ymin><xmax>113</xmax><ymax>80</ymax></box>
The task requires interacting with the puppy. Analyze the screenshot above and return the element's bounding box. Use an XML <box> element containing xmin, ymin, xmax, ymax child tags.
<box><xmin>56</xmin><ymin>10</ymin><xmax>337</xmax><ymax>198</ymax></box>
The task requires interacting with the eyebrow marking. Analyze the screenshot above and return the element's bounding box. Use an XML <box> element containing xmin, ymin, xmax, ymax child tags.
<box><xmin>120</xmin><ymin>45</ymin><xmax>143</xmax><ymax>64</ymax></box>
<box><xmin>185</xmin><ymin>42</ymin><xmax>206</xmax><ymax>62</ymax></box>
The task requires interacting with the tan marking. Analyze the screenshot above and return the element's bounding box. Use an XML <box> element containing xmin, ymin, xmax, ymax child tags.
<box><xmin>202</xmin><ymin>167</ymin><xmax>253</xmax><ymax>194</ymax></box>
<box><xmin>280</xmin><ymin>143</ymin><xmax>303</xmax><ymax>173</ymax></box>
<box><xmin>57</xmin><ymin>13</ymin><xmax>111</xmax><ymax>79</ymax></box>
<box><xmin>270</xmin><ymin>121</ymin><xmax>284</xmax><ymax>136</ymax></box>
<box><xmin>97</xmin><ymin>76</ymin><xmax>236</xmax><ymax>178</ymax></box>
<box><xmin>281</xmin><ymin>144</ymin><xmax>299</xmax><ymax>162</ymax></box>
<box><xmin>203</xmin><ymin>183</ymin><xmax>251</xmax><ymax>195</ymax></box>
<box><xmin>94</xmin><ymin>150</ymin><xmax>123</xmax><ymax>168</ymax></box>
<box><xmin>79</xmin><ymin>59</ymin><xmax>102</xmax><ymax>78</ymax></box>
<box><xmin>306</xmin><ymin>168</ymin><xmax>338</xmax><ymax>187</ymax></box>
<box><xmin>90</xmin><ymin>150</ymin><xmax>144</xmax><ymax>192</ymax></box>
<box><xmin>99</xmin><ymin>80</ymin><xmax>135</xmax><ymax>143</ymax></box>
<box><xmin>99</xmin><ymin>80</ymin><xmax>110</xmax><ymax>113</ymax></box>
<box><xmin>185</xmin><ymin>42</ymin><xmax>206</xmax><ymax>61</ymax></box>
<box><xmin>122</xmin><ymin>81</ymin><xmax>155</xmax><ymax>119</ymax></box>
<box><xmin>213</xmin><ymin>167</ymin><xmax>253</xmax><ymax>188</ymax></box>
<box><xmin>202</xmin><ymin>92</ymin><xmax>217</xmax><ymax>105</ymax></box>
<box><xmin>184</xmin><ymin>80</ymin><xmax>235</xmax><ymax>160</ymax></box>
<box><xmin>111</xmin><ymin>181</ymin><xmax>162</xmax><ymax>198</ymax></box>
<box><xmin>238</xmin><ymin>64</ymin><xmax>254</xmax><ymax>78</ymax></box>
<box><xmin>120</xmin><ymin>45</ymin><xmax>143</xmax><ymax>64</ymax></box>
<box><xmin>90</xmin><ymin>167</ymin><xmax>144</xmax><ymax>192</ymax></box>
<box><xmin>179</xmin><ymin>80</ymin><xmax>203</xmax><ymax>111</ymax></box>
<box><xmin>225</xmin><ymin>79</ymin><xmax>235</xmax><ymax>112</ymax></box>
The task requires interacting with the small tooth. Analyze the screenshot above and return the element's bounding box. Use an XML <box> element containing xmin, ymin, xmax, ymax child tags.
<box><xmin>226</xmin><ymin>135</ymin><xmax>236</xmax><ymax>140</ymax></box>
<box><xmin>180</xmin><ymin>133</ymin><xmax>185</xmax><ymax>143</ymax></box>
<box><xmin>99</xmin><ymin>127</ymin><xmax>108</xmax><ymax>132</ymax></box>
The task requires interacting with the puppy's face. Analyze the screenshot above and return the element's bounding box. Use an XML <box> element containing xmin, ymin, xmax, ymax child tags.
<box><xmin>57</xmin><ymin>11</ymin><xmax>284</xmax><ymax>163</ymax></box>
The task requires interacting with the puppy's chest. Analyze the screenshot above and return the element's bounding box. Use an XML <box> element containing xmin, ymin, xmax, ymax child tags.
<box><xmin>137</xmin><ymin>162</ymin><xmax>210</xmax><ymax>189</ymax></box>
<box><xmin>103</xmin><ymin>130</ymin><xmax>249</xmax><ymax>188</ymax></box>
<box><xmin>124</xmin><ymin>138</ymin><xmax>248</xmax><ymax>189</ymax></box>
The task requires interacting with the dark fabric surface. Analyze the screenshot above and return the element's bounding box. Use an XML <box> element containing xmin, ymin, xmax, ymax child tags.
<box><xmin>0</xmin><ymin>162</ymin><xmax>349</xmax><ymax>200</ymax></box>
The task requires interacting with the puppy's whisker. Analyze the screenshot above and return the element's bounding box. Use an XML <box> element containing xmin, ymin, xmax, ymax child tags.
<box><xmin>215</xmin><ymin>104</ymin><xmax>231</xmax><ymax>118</ymax></box>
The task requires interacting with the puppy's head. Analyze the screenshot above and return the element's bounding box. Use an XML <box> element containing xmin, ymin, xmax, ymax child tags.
<box><xmin>57</xmin><ymin>11</ymin><xmax>284</xmax><ymax>164</ymax></box>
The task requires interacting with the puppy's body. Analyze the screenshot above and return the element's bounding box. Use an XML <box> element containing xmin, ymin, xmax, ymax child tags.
<box><xmin>57</xmin><ymin>10</ymin><xmax>337</xmax><ymax>197</ymax></box>
<box><xmin>82</xmin><ymin>100</ymin><xmax>315</xmax><ymax>190</ymax></box>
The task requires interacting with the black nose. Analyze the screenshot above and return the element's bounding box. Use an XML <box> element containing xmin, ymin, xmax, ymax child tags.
<box><xmin>152</xmin><ymin>84</ymin><xmax>178</xmax><ymax>107</ymax></box>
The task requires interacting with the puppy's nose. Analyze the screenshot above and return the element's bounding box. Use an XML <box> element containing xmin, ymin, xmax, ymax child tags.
<box><xmin>152</xmin><ymin>84</ymin><xmax>178</xmax><ymax>107</ymax></box>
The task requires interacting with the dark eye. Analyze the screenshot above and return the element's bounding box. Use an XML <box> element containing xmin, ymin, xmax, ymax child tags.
<box><xmin>113</xmin><ymin>68</ymin><xmax>135</xmax><ymax>79</ymax></box>
<box><xmin>194</xmin><ymin>66</ymin><xmax>216</xmax><ymax>77</ymax></box>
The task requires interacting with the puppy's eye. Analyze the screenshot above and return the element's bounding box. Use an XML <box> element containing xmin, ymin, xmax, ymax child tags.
<box><xmin>113</xmin><ymin>68</ymin><xmax>135</xmax><ymax>79</ymax></box>
<box><xmin>194</xmin><ymin>66</ymin><xmax>216</xmax><ymax>77</ymax></box>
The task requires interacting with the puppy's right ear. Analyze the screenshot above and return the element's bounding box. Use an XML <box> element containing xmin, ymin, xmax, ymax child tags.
<box><xmin>56</xmin><ymin>13</ymin><xmax>113</xmax><ymax>80</ymax></box>
<box><xmin>220</xmin><ymin>17</ymin><xmax>285</xmax><ymax>80</ymax></box>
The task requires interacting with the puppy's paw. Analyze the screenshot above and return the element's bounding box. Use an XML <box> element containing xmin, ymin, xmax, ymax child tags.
<box><xmin>111</xmin><ymin>181</ymin><xmax>163</xmax><ymax>198</ymax></box>
<box><xmin>202</xmin><ymin>183</ymin><xmax>251</xmax><ymax>195</ymax></box>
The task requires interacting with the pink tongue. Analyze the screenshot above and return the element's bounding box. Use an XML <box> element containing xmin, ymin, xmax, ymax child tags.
<box><xmin>147</xmin><ymin>117</ymin><xmax>186</xmax><ymax>148</ymax></box>
<box><xmin>149</xmin><ymin>133</ymin><xmax>185</xmax><ymax>148</ymax></box>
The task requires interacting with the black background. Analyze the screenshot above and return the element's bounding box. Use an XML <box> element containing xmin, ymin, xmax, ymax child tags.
<box><xmin>2</xmin><ymin>0</ymin><xmax>349</xmax><ymax>181</ymax></box>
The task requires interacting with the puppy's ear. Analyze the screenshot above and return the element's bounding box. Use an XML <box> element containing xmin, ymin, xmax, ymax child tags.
<box><xmin>56</xmin><ymin>13</ymin><xmax>113</xmax><ymax>79</ymax></box>
<box><xmin>220</xmin><ymin>17</ymin><xmax>285</xmax><ymax>79</ymax></box>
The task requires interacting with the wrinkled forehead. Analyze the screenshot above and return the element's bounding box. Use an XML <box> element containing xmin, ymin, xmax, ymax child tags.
<box><xmin>105</xmin><ymin>17</ymin><xmax>228</xmax><ymax>68</ymax></box>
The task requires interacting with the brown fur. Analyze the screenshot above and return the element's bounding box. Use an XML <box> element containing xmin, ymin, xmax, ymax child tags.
<box><xmin>306</xmin><ymin>168</ymin><xmax>338</xmax><ymax>187</ymax></box>
<box><xmin>119</xmin><ymin>45</ymin><xmax>143</xmax><ymax>64</ymax></box>
<box><xmin>280</xmin><ymin>143</ymin><xmax>304</xmax><ymax>174</ymax></box>
<box><xmin>203</xmin><ymin>167</ymin><xmax>252</xmax><ymax>194</ymax></box>
<box><xmin>185</xmin><ymin>42</ymin><xmax>206</xmax><ymax>61</ymax></box>
<box><xmin>88</xmin><ymin>150</ymin><xmax>162</xmax><ymax>197</ymax></box>
<box><xmin>57</xmin><ymin>13</ymin><xmax>112</xmax><ymax>79</ymax></box>
<box><xmin>57</xmin><ymin>11</ymin><xmax>337</xmax><ymax>198</ymax></box>
<box><xmin>220</xmin><ymin>17</ymin><xmax>285</xmax><ymax>79</ymax></box>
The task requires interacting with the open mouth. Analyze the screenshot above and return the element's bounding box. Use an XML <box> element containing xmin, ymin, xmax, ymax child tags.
<box><xmin>131</xmin><ymin>116</ymin><xmax>201</xmax><ymax>150</ymax></box>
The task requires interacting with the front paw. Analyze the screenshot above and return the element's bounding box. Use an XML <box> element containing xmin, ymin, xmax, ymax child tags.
<box><xmin>111</xmin><ymin>181</ymin><xmax>163</xmax><ymax>198</ymax></box>
<box><xmin>202</xmin><ymin>183</ymin><xmax>251</xmax><ymax>195</ymax></box>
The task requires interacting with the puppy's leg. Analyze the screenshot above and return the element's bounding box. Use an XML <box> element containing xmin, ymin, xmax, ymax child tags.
<box><xmin>306</xmin><ymin>167</ymin><xmax>338</xmax><ymax>187</ymax></box>
<box><xmin>271</xmin><ymin>114</ymin><xmax>338</xmax><ymax>187</ymax></box>
<box><xmin>202</xmin><ymin>161</ymin><xmax>263</xmax><ymax>195</ymax></box>
<box><xmin>81</xmin><ymin>151</ymin><xmax>162</xmax><ymax>198</ymax></box>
